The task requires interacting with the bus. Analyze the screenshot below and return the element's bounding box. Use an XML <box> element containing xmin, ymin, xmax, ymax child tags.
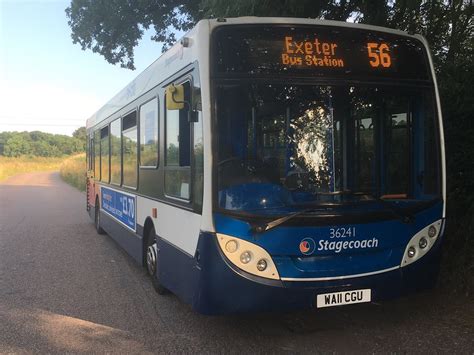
<box><xmin>86</xmin><ymin>17</ymin><xmax>445</xmax><ymax>314</ymax></box>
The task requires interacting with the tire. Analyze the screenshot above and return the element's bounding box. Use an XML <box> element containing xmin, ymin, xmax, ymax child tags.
<box><xmin>145</xmin><ymin>227</ymin><xmax>168</xmax><ymax>295</ymax></box>
<box><xmin>94</xmin><ymin>197</ymin><xmax>106</xmax><ymax>235</ymax></box>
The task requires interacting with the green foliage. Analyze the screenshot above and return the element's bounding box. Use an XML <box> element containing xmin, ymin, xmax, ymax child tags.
<box><xmin>72</xmin><ymin>126</ymin><xmax>87</xmax><ymax>150</ymax></box>
<box><xmin>60</xmin><ymin>154</ymin><xmax>86</xmax><ymax>191</ymax></box>
<box><xmin>65</xmin><ymin>0</ymin><xmax>340</xmax><ymax>69</ymax></box>
<box><xmin>66</xmin><ymin>0</ymin><xmax>474</xmax><ymax>293</ymax></box>
<box><xmin>0</xmin><ymin>131</ymin><xmax>85</xmax><ymax>158</ymax></box>
<box><xmin>65</xmin><ymin>0</ymin><xmax>200</xmax><ymax>69</ymax></box>
<box><xmin>3</xmin><ymin>134</ymin><xmax>32</xmax><ymax>157</ymax></box>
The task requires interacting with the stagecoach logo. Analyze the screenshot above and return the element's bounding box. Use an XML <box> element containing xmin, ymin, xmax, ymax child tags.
<box><xmin>299</xmin><ymin>236</ymin><xmax>380</xmax><ymax>255</ymax></box>
<box><xmin>299</xmin><ymin>238</ymin><xmax>316</xmax><ymax>255</ymax></box>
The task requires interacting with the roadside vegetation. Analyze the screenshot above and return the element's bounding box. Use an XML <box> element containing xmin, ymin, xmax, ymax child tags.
<box><xmin>0</xmin><ymin>127</ymin><xmax>87</xmax><ymax>184</ymax></box>
<box><xmin>0</xmin><ymin>129</ymin><xmax>85</xmax><ymax>157</ymax></box>
<box><xmin>59</xmin><ymin>153</ymin><xmax>86</xmax><ymax>191</ymax></box>
<box><xmin>0</xmin><ymin>156</ymin><xmax>65</xmax><ymax>182</ymax></box>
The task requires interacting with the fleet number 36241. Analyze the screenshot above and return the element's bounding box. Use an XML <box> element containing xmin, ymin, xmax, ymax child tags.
<box><xmin>329</xmin><ymin>227</ymin><xmax>356</xmax><ymax>238</ymax></box>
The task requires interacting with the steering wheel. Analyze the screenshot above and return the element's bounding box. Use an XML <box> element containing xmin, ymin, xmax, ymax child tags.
<box><xmin>218</xmin><ymin>157</ymin><xmax>243</xmax><ymax>167</ymax></box>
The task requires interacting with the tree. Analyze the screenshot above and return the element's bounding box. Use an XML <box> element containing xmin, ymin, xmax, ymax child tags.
<box><xmin>0</xmin><ymin>131</ymin><xmax>86</xmax><ymax>157</ymax></box>
<box><xmin>66</xmin><ymin>0</ymin><xmax>343</xmax><ymax>69</ymax></box>
<box><xmin>4</xmin><ymin>134</ymin><xmax>33</xmax><ymax>157</ymax></box>
<box><xmin>73</xmin><ymin>126</ymin><xmax>87</xmax><ymax>150</ymax></box>
<box><xmin>72</xmin><ymin>126</ymin><xmax>86</xmax><ymax>140</ymax></box>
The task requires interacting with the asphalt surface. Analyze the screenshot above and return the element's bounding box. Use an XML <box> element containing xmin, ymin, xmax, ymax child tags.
<box><xmin>0</xmin><ymin>171</ymin><xmax>473</xmax><ymax>354</ymax></box>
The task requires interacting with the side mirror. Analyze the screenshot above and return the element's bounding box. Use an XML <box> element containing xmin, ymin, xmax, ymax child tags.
<box><xmin>166</xmin><ymin>84</ymin><xmax>185</xmax><ymax>110</ymax></box>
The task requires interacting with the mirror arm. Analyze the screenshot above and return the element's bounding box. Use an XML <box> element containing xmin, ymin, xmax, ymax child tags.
<box><xmin>171</xmin><ymin>92</ymin><xmax>198</xmax><ymax>123</ymax></box>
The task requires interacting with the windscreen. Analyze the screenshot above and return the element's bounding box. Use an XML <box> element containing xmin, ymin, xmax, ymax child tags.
<box><xmin>213</xmin><ymin>25</ymin><xmax>431</xmax><ymax>81</ymax></box>
<box><xmin>216</xmin><ymin>83</ymin><xmax>440</xmax><ymax>214</ymax></box>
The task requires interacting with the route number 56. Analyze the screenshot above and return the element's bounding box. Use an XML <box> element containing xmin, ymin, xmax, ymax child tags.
<box><xmin>367</xmin><ymin>42</ymin><xmax>391</xmax><ymax>68</ymax></box>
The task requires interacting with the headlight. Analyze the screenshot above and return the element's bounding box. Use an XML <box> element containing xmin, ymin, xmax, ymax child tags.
<box><xmin>216</xmin><ymin>233</ymin><xmax>280</xmax><ymax>280</ymax></box>
<box><xmin>419</xmin><ymin>237</ymin><xmax>428</xmax><ymax>249</ymax></box>
<box><xmin>401</xmin><ymin>219</ymin><xmax>443</xmax><ymax>267</ymax></box>
<box><xmin>240</xmin><ymin>251</ymin><xmax>252</xmax><ymax>264</ymax></box>
<box><xmin>407</xmin><ymin>246</ymin><xmax>417</xmax><ymax>258</ymax></box>
<box><xmin>256</xmin><ymin>259</ymin><xmax>268</xmax><ymax>271</ymax></box>
<box><xmin>428</xmin><ymin>226</ymin><xmax>437</xmax><ymax>238</ymax></box>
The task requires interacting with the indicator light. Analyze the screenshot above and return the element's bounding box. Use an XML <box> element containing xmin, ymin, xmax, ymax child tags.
<box><xmin>401</xmin><ymin>219</ymin><xmax>443</xmax><ymax>268</ymax></box>
<box><xmin>217</xmin><ymin>233</ymin><xmax>280</xmax><ymax>280</ymax></box>
<box><xmin>225</xmin><ymin>240</ymin><xmax>238</xmax><ymax>253</ymax></box>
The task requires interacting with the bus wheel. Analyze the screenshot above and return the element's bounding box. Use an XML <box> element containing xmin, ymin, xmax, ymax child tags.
<box><xmin>146</xmin><ymin>228</ymin><xmax>167</xmax><ymax>295</ymax></box>
<box><xmin>94</xmin><ymin>198</ymin><xmax>105</xmax><ymax>235</ymax></box>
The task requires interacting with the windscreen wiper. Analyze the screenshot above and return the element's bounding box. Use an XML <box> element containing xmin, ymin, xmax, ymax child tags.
<box><xmin>250</xmin><ymin>191</ymin><xmax>414</xmax><ymax>234</ymax></box>
<box><xmin>350</xmin><ymin>191</ymin><xmax>415</xmax><ymax>224</ymax></box>
<box><xmin>250</xmin><ymin>208</ymin><xmax>317</xmax><ymax>234</ymax></box>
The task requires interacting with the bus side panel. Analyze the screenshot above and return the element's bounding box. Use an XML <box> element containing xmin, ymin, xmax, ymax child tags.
<box><xmin>136</xmin><ymin>196</ymin><xmax>202</xmax><ymax>258</ymax></box>
<box><xmin>100</xmin><ymin>209</ymin><xmax>143</xmax><ymax>264</ymax></box>
<box><xmin>135</xmin><ymin>196</ymin><xmax>203</xmax><ymax>304</ymax></box>
<box><xmin>157</xmin><ymin>236</ymin><xmax>200</xmax><ymax>305</ymax></box>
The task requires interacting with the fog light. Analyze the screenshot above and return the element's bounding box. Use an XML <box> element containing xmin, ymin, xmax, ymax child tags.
<box><xmin>256</xmin><ymin>259</ymin><xmax>267</xmax><ymax>271</ymax></box>
<box><xmin>225</xmin><ymin>240</ymin><xmax>238</xmax><ymax>253</ymax></box>
<box><xmin>419</xmin><ymin>237</ymin><xmax>428</xmax><ymax>249</ymax></box>
<box><xmin>240</xmin><ymin>251</ymin><xmax>252</xmax><ymax>264</ymax></box>
<box><xmin>428</xmin><ymin>225</ymin><xmax>437</xmax><ymax>238</ymax></box>
<box><xmin>407</xmin><ymin>246</ymin><xmax>416</xmax><ymax>258</ymax></box>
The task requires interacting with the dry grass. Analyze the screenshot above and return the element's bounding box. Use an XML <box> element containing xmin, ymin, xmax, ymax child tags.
<box><xmin>59</xmin><ymin>154</ymin><xmax>86</xmax><ymax>191</ymax></box>
<box><xmin>0</xmin><ymin>156</ymin><xmax>64</xmax><ymax>182</ymax></box>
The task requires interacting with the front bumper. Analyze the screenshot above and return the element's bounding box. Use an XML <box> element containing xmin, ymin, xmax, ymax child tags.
<box><xmin>192</xmin><ymin>232</ymin><xmax>442</xmax><ymax>315</ymax></box>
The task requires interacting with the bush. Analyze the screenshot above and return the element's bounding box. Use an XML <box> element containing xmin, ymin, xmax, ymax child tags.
<box><xmin>60</xmin><ymin>154</ymin><xmax>86</xmax><ymax>191</ymax></box>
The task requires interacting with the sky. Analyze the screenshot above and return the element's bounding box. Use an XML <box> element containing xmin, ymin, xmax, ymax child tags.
<box><xmin>0</xmin><ymin>0</ymin><xmax>164</xmax><ymax>136</ymax></box>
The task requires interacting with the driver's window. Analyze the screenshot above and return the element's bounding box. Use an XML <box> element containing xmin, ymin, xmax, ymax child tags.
<box><xmin>164</xmin><ymin>81</ymin><xmax>191</xmax><ymax>200</ymax></box>
<box><xmin>261</xmin><ymin>114</ymin><xmax>286</xmax><ymax>179</ymax></box>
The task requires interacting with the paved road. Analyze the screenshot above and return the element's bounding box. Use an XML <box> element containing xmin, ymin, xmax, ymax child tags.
<box><xmin>0</xmin><ymin>172</ymin><xmax>472</xmax><ymax>353</ymax></box>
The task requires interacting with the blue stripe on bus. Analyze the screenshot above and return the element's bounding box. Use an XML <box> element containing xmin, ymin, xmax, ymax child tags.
<box><xmin>212</xmin><ymin>202</ymin><xmax>443</xmax><ymax>279</ymax></box>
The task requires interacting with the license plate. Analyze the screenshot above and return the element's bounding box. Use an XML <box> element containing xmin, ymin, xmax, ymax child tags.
<box><xmin>316</xmin><ymin>289</ymin><xmax>371</xmax><ymax>308</ymax></box>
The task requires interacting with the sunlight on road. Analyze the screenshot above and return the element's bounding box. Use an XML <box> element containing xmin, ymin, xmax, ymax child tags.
<box><xmin>0</xmin><ymin>306</ymin><xmax>151</xmax><ymax>354</ymax></box>
<box><xmin>0</xmin><ymin>172</ymin><xmax>57</xmax><ymax>187</ymax></box>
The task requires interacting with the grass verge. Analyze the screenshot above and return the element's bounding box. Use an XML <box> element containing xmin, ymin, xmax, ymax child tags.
<box><xmin>59</xmin><ymin>153</ymin><xmax>86</xmax><ymax>191</ymax></box>
<box><xmin>0</xmin><ymin>156</ymin><xmax>64</xmax><ymax>181</ymax></box>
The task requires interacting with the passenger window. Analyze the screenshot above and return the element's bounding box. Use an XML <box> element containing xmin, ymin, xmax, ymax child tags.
<box><xmin>88</xmin><ymin>137</ymin><xmax>93</xmax><ymax>171</ymax></box>
<box><xmin>140</xmin><ymin>98</ymin><xmax>159</xmax><ymax>167</ymax></box>
<box><xmin>100</xmin><ymin>126</ymin><xmax>110</xmax><ymax>182</ymax></box>
<box><xmin>193</xmin><ymin>111</ymin><xmax>204</xmax><ymax>211</ymax></box>
<box><xmin>94</xmin><ymin>130</ymin><xmax>100</xmax><ymax>180</ymax></box>
<box><xmin>110</xmin><ymin>118</ymin><xmax>121</xmax><ymax>184</ymax></box>
<box><xmin>122</xmin><ymin>111</ymin><xmax>138</xmax><ymax>188</ymax></box>
<box><xmin>165</xmin><ymin>81</ymin><xmax>191</xmax><ymax>199</ymax></box>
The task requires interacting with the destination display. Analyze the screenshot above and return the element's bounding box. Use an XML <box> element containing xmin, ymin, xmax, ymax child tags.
<box><xmin>213</xmin><ymin>25</ymin><xmax>431</xmax><ymax>81</ymax></box>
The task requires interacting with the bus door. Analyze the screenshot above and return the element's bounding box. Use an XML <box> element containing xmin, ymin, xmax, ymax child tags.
<box><xmin>87</xmin><ymin>135</ymin><xmax>96</xmax><ymax>209</ymax></box>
